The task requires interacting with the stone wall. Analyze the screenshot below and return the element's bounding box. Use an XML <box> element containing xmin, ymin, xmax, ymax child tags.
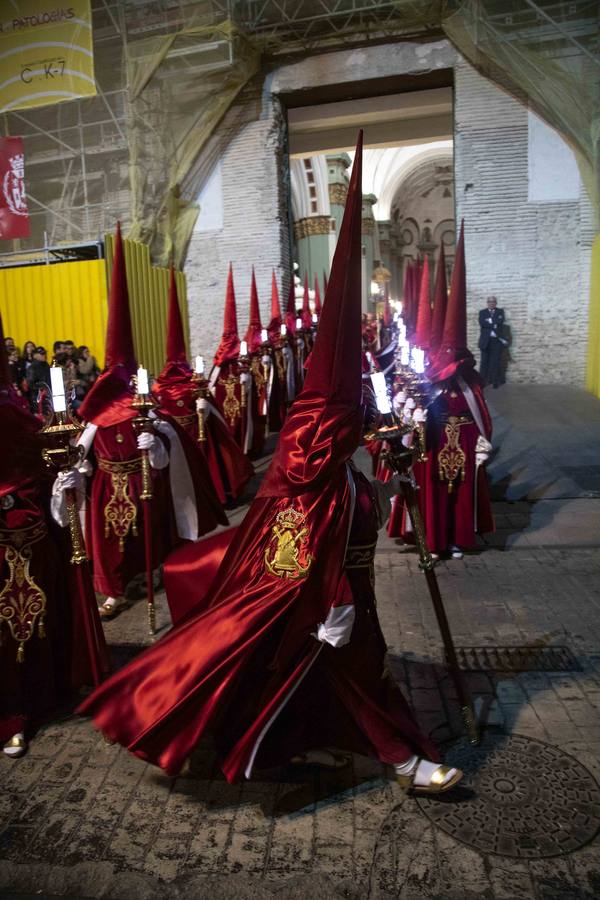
<box><xmin>454</xmin><ymin>61</ymin><xmax>594</xmax><ymax>385</ymax></box>
<box><xmin>185</xmin><ymin>92</ymin><xmax>291</xmax><ymax>361</ymax></box>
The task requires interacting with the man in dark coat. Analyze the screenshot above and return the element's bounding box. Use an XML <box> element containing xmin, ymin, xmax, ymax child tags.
<box><xmin>478</xmin><ymin>296</ymin><xmax>506</xmax><ymax>388</ymax></box>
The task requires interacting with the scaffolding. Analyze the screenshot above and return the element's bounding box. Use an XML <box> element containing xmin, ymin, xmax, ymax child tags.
<box><xmin>0</xmin><ymin>1</ymin><xmax>597</xmax><ymax>264</ymax></box>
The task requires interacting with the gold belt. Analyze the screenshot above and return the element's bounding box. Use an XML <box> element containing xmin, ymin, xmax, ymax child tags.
<box><xmin>97</xmin><ymin>456</ymin><xmax>142</xmax><ymax>551</ymax></box>
<box><xmin>97</xmin><ymin>456</ymin><xmax>143</xmax><ymax>475</ymax></box>
<box><xmin>439</xmin><ymin>414</ymin><xmax>473</xmax><ymax>426</ymax></box>
<box><xmin>345</xmin><ymin>541</ymin><xmax>377</xmax><ymax>569</ymax></box>
<box><xmin>0</xmin><ymin>518</ymin><xmax>48</xmax><ymax>663</ymax></box>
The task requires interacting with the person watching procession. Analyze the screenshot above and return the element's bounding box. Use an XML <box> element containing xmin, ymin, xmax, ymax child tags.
<box><xmin>478</xmin><ymin>295</ymin><xmax>506</xmax><ymax>388</ymax></box>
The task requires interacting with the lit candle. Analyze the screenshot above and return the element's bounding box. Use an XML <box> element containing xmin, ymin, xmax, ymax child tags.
<box><xmin>400</xmin><ymin>343</ymin><xmax>410</xmax><ymax>366</ymax></box>
<box><xmin>370</xmin><ymin>372</ymin><xmax>392</xmax><ymax>415</ymax></box>
<box><xmin>261</xmin><ymin>328</ymin><xmax>268</xmax><ymax>343</ymax></box>
<box><xmin>50</xmin><ymin>366</ymin><xmax>66</xmax><ymax>413</ymax></box>
<box><xmin>296</xmin><ymin>317</ymin><xmax>302</xmax><ymax>331</ymax></box>
<box><xmin>195</xmin><ymin>355</ymin><xmax>204</xmax><ymax>375</ymax></box>
<box><xmin>280</xmin><ymin>324</ymin><xmax>287</xmax><ymax>336</ymax></box>
<box><xmin>312</xmin><ymin>313</ymin><xmax>318</xmax><ymax>324</ymax></box>
<box><xmin>137</xmin><ymin>366</ymin><xmax>149</xmax><ymax>396</ymax></box>
<box><xmin>411</xmin><ymin>348</ymin><xmax>425</xmax><ymax>375</ymax></box>
<box><xmin>366</xmin><ymin>351</ymin><xmax>373</xmax><ymax>367</ymax></box>
<box><xmin>240</xmin><ymin>340</ymin><xmax>248</xmax><ymax>357</ymax></box>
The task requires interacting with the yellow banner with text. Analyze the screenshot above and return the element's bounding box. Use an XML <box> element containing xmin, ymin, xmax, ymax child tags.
<box><xmin>0</xmin><ymin>1</ymin><xmax>95</xmax><ymax>113</ymax></box>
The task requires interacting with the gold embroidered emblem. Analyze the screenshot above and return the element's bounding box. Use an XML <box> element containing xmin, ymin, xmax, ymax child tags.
<box><xmin>265</xmin><ymin>507</ymin><xmax>313</xmax><ymax>579</ymax></box>
<box><xmin>98</xmin><ymin>457</ymin><xmax>142</xmax><ymax>552</ymax></box>
<box><xmin>0</xmin><ymin>522</ymin><xmax>48</xmax><ymax>663</ymax></box>
<box><xmin>250</xmin><ymin>356</ymin><xmax>266</xmax><ymax>394</ymax></box>
<box><xmin>438</xmin><ymin>416</ymin><xmax>466</xmax><ymax>493</ymax></box>
<box><xmin>218</xmin><ymin>375</ymin><xmax>241</xmax><ymax>426</ymax></box>
<box><xmin>275</xmin><ymin>349</ymin><xmax>285</xmax><ymax>384</ymax></box>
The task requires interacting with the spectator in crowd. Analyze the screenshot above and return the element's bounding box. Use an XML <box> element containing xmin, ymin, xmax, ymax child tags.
<box><xmin>28</xmin><ymin>346</ymin><xmax>51</xmax><ymax>392</ymax></box>
<box><xmin>77</xmin><ymin>345</ymin><xmax>100</xmax><ymax>394</ymax></box>
<box><xmin>478</xmin><ymin>295</ymin><xmax>507</xmax><ymax>388</ymax></box>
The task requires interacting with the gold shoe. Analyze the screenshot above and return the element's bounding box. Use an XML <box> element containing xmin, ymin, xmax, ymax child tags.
<box><xmin>99</xmin><ymin>597</ymin><xmax>123</xmax><ymax>619</ymax></box>
<box><xmin>3</xmin><ymin>734</ymin><xmax>27</xmax><ymax>759</ymax></box>
<box><xmin>396</xmin><ymin>763</ymin><xmax>463</xmax><ymax>795</ymax></box>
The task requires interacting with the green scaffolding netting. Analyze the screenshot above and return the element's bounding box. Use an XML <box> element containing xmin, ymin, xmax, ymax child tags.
<box><xmin>2</xmin><ymin>0</ymin><xmax>598</xmax><ymax>267</ymax></box>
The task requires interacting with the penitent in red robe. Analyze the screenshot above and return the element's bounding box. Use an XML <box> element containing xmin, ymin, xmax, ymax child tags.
<box><xmin>78</xmin><ymin>463</ymin><xmax>438</xmax><ymax>780</ymax></box>
<box><xmin>394</xmin><ymin>370</ymin><xmax>493</xmax><ymax>554</ymax></box>
<box><xmin>152</xmin><ymin>362</ymin><xmax>254</xmax><ymax>504</ymax></box>
<box><xmin>0</xmin><ymin>482</ymin><xmax>82</xmax><ymax>741</ymax></box>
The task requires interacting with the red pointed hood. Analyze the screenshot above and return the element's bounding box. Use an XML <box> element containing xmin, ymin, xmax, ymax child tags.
<box><xmin>260</xmin><ymin>131</ymin><xmax>364</xmax><ymax>496</ymax></box>
<box><xmin>313</xmin><ymin>275</ymin><xmax>322</xmax><ymax>317</ymax></box>
<box><xmin>414</xmin><ymin>255</ymin><xmax>432</xmax><ymax>351</ymax></box>
<box><xmin>245</xmin><ymin>267</ymin><xmax>263</xmax><ymax>353</ymax></box>
<box><xmin>78</xmin><ymin>223</ymin><xmax>138</xmax><ymax>426</ymax></box>
<box><xmin>268</xmin><ymin>270</ymin><xmax>282</xmax><ymax>343</ymax></box>
<box><xmin>429</xmin><ymin>243</ymin><xmax>448</xmax><ymax>354</ymax></box>
<box><xmin>301</xmin><ymin>274</ymin><xmax>312</xmax><ymax>329</ymax></box>
<box><xmin>166</xmin><ymin>266</ymin><xmax>188</xmax><ymax>364</ymax></box>
<box><xmin>213</xmin><ymin>264</ymin><xmax>240</xmax><ymax>367</ymax></box>
<box><xmin>427</xmin><ymin>221</ymin><xmax>474</xmax><ymax>383</ymax></box>
<box><xmin>286</xmin><ymin>279</ymin><xmax>297</xmax><ymax>334</ymax></box>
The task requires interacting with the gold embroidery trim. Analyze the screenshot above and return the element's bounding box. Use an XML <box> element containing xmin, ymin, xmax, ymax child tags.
<box><xmin>437</xmin><ymin>416</ymin><xmax>467</xmax><ymax>493</ymax></box>
<box><xmin>250</xmin><ymin>355</ymin><xmax>266</xmax><ymax>394</ymax></box>
<box><xmin>265</xmin><ymin>506</ymin><xmax>313</xmax><ymax>580</ymax></box>
<box><xmin>344</xmin><ymin>541</ymin><xmax>377</xmax><ymax>569</ymax></box>
<box><xmin>0</xmin><ymin>521</ymin><xmax>48</xmax><ymax>663</ymax></box>
<box><xmin>218</xmin><ymin>375</ymin><xmax>241</xmax><ymax>426</ymax></box>
<box><xmin>97</xmin><ymin>456</ymin><xmax>142</xmax><ymax>552</ymax></box>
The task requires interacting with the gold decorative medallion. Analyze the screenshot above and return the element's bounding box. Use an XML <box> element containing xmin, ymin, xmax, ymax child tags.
<box><xmin>438</xmin><ymin>417</ymin><xmax>467</xmax><ymax>493</ymax></box>
<box><xmin>250</xmin><ymin>356</ymin><xmax>266</xmax><ymax>394</ymax></box>
<box><xmin>265</xmin><ymin>507</ymin><xmax>313</xmax><ymax>580</ymax></box>
<box><xmin>218</xmin><ymin>375</ymin><xmax>241</xmax><ymax>426</ymax></box>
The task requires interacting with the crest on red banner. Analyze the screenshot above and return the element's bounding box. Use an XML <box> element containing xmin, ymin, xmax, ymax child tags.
<box><xmin>0</xmin><ymin>137</ymin><xmax>29</xmax><ymax>239</ymax></box>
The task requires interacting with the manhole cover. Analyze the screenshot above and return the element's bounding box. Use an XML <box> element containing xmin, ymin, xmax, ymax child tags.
<box><xmin>417</xmin><ymin>733</ymin><xmax>600</xmax><ymax>858</ymax></box>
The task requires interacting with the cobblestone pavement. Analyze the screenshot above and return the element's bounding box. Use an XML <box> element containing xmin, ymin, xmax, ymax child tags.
<box><xmin>2</xmin><ymin>525</ymin><xmax>600</xmax><ymax>899</ymax></box>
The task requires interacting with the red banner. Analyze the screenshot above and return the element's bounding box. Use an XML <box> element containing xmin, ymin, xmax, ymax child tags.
<box><xmin>0</xmin><ymin>137</ymin><xmax>29</xmax><ymax>240</ymax></box>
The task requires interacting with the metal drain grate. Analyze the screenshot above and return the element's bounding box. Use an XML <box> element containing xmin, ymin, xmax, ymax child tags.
<box><xmin>456</xmin><ymin>645</ymin><xmax>581</xmax><ymax>672</ymax></box>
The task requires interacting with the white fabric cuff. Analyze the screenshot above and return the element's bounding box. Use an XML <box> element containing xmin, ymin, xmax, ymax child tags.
<box><xmin>314</xmin><ymin>604</ymin><xmax>355</xmax><ymax>648</ymax></box>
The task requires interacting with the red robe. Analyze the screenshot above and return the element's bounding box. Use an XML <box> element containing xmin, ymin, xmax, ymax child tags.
<box><xmin>78</xmin><ymin>461</ymin><xmax>438</xmax><ymax>780</ymax></box>
<box><xmin>211</xmin><ymin>360</ymin><xmax>254</xmax><ymax>454</ymax></box>
<box><xmin>85</xmin><ymin>420</ymin><xmax>176</xmax><ymax>597</ymax></box>
<box><xmin>152</xmin><ymin>366</ymin><xmax>254</xmax><ymax>503</ymax></box>
<box><xmin>415</xmin><ymin>371</ymin><xmax>493</xmax><ymax>553</ymax></box>
<box><xmin>0</xmin><ymin>482</ymin><xmax>78</xmax><ymax>741</ymax></box>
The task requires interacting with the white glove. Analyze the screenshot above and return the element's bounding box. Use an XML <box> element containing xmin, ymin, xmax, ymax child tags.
<box><xmin>138</xmin><ymin>427</ymin><xmax>169</xmax><ymax>470</ymax></box>
<box><xmin>475</xmin><ymin>435</ymin><xmax>492</xmax><ymax>467</ymax></box>
<box><xmin>196</xmin><ymin>396</ymin><xmax>210</xmax><ymax>421</ymax></box>
<box><xmin>78</xmin><ymin>458</ymin><xmax>93</xmax><ymax>477</ymax></box>
<box><xmin>137</xmin><ymin>432</ymin><xmax>156</xmax><ymax>451</ymax></box>
<box><xmin>50</xmin><ymin>468</ymin><xmax>86</xmax><ymax>526</ymax></box>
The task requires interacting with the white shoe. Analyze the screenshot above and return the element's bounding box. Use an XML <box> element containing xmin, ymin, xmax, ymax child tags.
<box><xmin>394</xmin><ymin>756</ymin><xmax>462</xmax><ymax>794</ymax></box>
<box><xmin>3</xmin><ymin>732</ymin><xmax>26</xmax><ymax>758</ymax></box>
<box><xmin>99</xmin><ymin>596</ymin><xmax>125</xmax><ymax>619</ymax></box>
<box><xmin>450</xmin><ymin>546</ymin><xmax>463</xmax><ymax>560</ymax></box>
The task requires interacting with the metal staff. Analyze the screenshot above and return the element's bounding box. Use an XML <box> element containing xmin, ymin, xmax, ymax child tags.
<box><xmin>367</xmin><ymin>374</ymin><xmax>479</xmax><ymax>744</ymax></box>
<box><xmin>131</xmin><ymin>377</ymin><xmax>157</xmax><ymax>636</ymax></box>
<box><xmin>40</xmin><ymin>403</ymin><xmax>110</xmax><ymax>686</ymax></box>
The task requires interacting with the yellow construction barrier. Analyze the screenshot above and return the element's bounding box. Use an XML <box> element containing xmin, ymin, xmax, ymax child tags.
<box><xmin>0</xmin><ymin>237</ymin><xmax>189</xmax><ymax>376</ymax></box>
<box><xmin>0</xmin><ymin>259</ymin><xmax>108</xmax><ymax>366</ymax></box>
<box><xmin>104</xmin><ymin>235</ymin><xmax>189</xmax><ymax>377</ymax></box>
<box><xmin>586</xmin><ymin>235</ymin><xmax>600</xmax><ymax>398</ymax></box>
